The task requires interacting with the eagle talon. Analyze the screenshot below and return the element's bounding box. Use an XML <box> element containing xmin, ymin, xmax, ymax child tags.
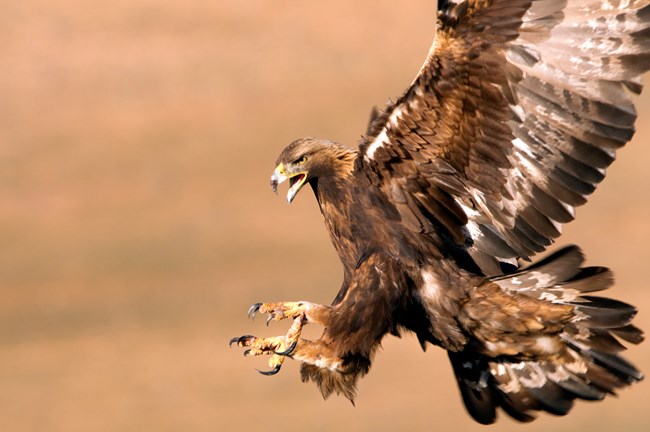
<box><xmin>248</xmin><ymin>303</ymin><xmax>262</xmax><ymax>319</ymax></box>
<box><xmin>257</xmin><ymin>365</ymin><xmax>282</xmax><ymax>376</ymax></box>
<box><xmin>274</xmin><ymin>340</ymin><xmax>297</xmax><ymax>356</ymax></box>
<box><xmin>229</xmin><ymin>335</ymin><xmax>255</xmax><ymax>347</ymax></box>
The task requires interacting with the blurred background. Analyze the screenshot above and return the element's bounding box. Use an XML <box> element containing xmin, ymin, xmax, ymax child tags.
<box><xmin>0</xmin><ymin>1</ymin><xmax>648</xmax><ymax>431</ymax></box>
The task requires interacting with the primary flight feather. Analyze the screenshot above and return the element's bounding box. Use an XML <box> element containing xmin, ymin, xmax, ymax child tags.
<box><xmin>231</xmin><ymin>0</ymin><xmax>648</xmax><ymax>424</ymax></box>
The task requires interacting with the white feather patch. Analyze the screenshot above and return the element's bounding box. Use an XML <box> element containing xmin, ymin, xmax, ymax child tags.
<box><xmin>365</xmin><ymin>129</ymin><xmax>388</xmax><ymax>160</ymax></box>
<box><xmin>420</xmin><ymin>268</ymin><xmax>445</xmax><ymax>304</ymax></box>
<box><xmin>312</xmin><ymin>358</ymin><xmax>342</xmax><ymax>371</ymax></box>
<box><xmin>364</xmin><ymin>103</ymin><xmax>411</xmax><ymax>161</ymax></box>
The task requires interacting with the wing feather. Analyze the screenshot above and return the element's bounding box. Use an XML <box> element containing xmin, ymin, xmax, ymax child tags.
<box><xmin>358</xmin><ymin>0</ymin><xmax>650</xmax><ymax>270</ymax></box>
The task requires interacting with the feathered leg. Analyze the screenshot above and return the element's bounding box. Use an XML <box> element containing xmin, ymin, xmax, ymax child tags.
<box><xmin>231</xmin><ymin>254</ymin><xmax>404</xmax><ymax>400</ymax></box>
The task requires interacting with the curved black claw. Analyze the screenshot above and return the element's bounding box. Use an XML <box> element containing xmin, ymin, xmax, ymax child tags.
<box><xmin>274</xmin><ymin>340</ymin><xmax>297</xmax><ymax>356</ymax></box>
<box><xmin>229</xmin><ymin>335</ymin><xmax>255</xmax><ymax>347</ymax></box>
<box><xmin>248</xmin><ymin>303</ymin><xmax>262</xmax><ymax>319</ymax></box>
<box><xmin>266</xmin><ymin>314</ymin><xmax>273</xmax><ymax>327</ymax></box>
<box><xmin>256</xmin><ymin>364</ymin><xmax>282</xmax><ymax>376</ymax></box>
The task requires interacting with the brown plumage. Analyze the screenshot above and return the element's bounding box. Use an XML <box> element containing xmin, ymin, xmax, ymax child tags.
<box><xmin>231</xmin><ymin>0</ymin><xmax>648</xmax><ymax>424</ymax></box>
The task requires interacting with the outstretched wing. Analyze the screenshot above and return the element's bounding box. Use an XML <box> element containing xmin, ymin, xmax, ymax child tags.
<box><xmin>359</xmin><ymin>0</ymin><xmax>650</xmax><ymax>272</ymax></box>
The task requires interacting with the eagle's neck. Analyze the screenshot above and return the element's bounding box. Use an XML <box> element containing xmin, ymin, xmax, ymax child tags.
<box><xmin>309</xmin><ymin>148</ymin><xmax>359</xmax><ymax>272</ymax></box>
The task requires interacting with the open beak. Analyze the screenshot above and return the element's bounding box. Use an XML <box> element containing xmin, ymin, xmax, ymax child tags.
<box><xmin>270</xmin><ymin>163</ymin><xmax>307</xmax><ymax>203</ymax></box>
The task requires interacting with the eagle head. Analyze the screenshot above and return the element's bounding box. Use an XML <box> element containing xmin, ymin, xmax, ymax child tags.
<box><xmin>271</xmin><ymin>138</ymin><xmax>355</xmax><ymax>203</ymax></box>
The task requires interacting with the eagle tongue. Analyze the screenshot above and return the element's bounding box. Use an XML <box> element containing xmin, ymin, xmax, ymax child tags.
<box><xmin>289</xmin><ymin>175</ymin><xmax>301</xmax><ymax>188</ymax></box>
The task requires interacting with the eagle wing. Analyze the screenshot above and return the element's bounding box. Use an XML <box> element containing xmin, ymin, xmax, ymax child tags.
<box><xmin>359</xmin><ymin>0</ymin><xmax>650</xmax><ymax>271</ymax></box>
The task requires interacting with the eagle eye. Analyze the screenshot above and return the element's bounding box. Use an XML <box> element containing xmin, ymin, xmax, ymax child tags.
<box><xmin>294</xmin><ymin>156</ymin><xmax>308</xmax><ymax>165</ymax></box>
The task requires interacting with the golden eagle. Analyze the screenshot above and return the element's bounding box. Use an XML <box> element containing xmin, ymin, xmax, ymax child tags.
<box><xmin>231</xmin><ymin>0</ymin><xmax>648</xmax><ymax>423</ymax></box>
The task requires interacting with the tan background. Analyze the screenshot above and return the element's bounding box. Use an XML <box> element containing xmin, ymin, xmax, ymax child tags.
<box><xmin>0</xmin><ymin>1</ymin><xmax>648</xmax><ymax>431</ymax></box>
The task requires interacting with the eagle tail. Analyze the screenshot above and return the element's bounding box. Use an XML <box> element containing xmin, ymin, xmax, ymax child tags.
<box><xmin>450</xmin><ymin>245</ymin><xmax>643</xmax><ymax>424</ymax></box>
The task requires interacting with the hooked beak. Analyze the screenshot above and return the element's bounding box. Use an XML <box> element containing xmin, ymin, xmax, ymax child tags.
<box><xmin>270</xmin><ymin>163</ymin><xmax>307</xmax><ymax>203</ymax></box>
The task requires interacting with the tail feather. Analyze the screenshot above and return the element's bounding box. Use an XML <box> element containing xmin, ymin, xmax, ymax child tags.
<box><xmin>491</xmin><ymin>245</ymin><xmax>585</xmax><ymax>291</ymax></box>
<box><xmin>448</xmin><ymin>351</ymin><xmax>498</xmax><ymax>425</ymax></box>
<box><xmin>566</xmin><ymin>338</ymin><xmax>644</xmax><ymax>383</ymax></box>
<box><xmin>552</xmin><ymin>367</ymin><xmax>605</xmax><ymax>400</ymax></box>
<box><xmin>524</xmin><ymin>380</ymin><xmax>574</xmax><ymax>416</ymax></box>
<box><xmin>612</xmin><ymin>324</ymin><xmax>644</xmax><ymax>344</ymax></box>
<box><xmin>585</xmin><ymin>362</ymin><xmax>629</xmax><ymax>393</ymax></box>
<box><xmin>576</xmin><ymin>327</ymin><xmax>627</xmax><ymax>353</ymax></box>
<box><xmin>563</xmin><ymin>266</ymin><xmax>613</xmax><ymax>293</ymax></box>
<box><xmin>450</xmin><ymin>245</ymin><xmax>643</xmax><ymax>424</ymax></box>
<box><xmin>573</xmin><ymin>295</ymin><xmax>638</xmax><ymax>328</ymax></box>
<box><xmin>494</xmin><ymin>386</ymin><xmax>537</xmax><ymax>423</ymax></box>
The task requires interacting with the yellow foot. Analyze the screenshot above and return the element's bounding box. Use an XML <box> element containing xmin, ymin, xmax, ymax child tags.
<box><xmin>229</xmin><ymin>334</ymin><xmax>297</xmax><ymax>375</ymax></box>
<box><xmin>232</xmin><ymin>302</ymin><xmax>313</xmax><ymax>375</ymax></box>
<box><xmin>248</xmin><ymin>301</ymin><xmax>309</xmax><ymax>325</ymax></box>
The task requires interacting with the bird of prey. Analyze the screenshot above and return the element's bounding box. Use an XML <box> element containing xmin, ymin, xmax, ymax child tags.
<box><xmin>231</xmin><ymin>0</ymin><xmax>648</xmax><ymax>424</ymax></box>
